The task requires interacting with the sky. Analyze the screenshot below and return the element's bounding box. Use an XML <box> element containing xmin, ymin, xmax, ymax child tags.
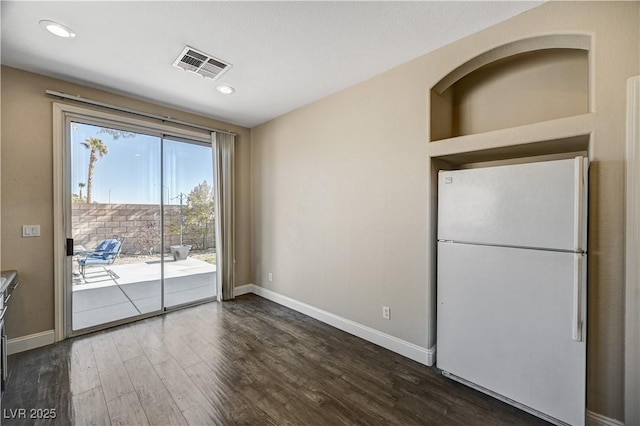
<box><xmin>71</xmin><ymin>122</ymin><xmax>214</xmax><ymax>205</ymax></box>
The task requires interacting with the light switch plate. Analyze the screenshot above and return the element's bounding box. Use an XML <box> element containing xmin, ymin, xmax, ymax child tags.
<box><xmin>22</xmin><ymin>225</ymin><xmax>41</xmax><ymax>237</ymax></box>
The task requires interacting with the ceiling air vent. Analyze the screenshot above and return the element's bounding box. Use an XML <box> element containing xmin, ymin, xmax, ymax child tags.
<box><xmin>173</xmin><ymin>46</ymin><xmax>231</xmax><ymax>81</ymax></box>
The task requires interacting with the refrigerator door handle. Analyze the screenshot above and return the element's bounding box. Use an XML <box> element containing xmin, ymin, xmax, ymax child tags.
<box><xmin>572</xmin><ymin>253</ymin><xmax>584</xmax><ymax>342</ymax></box>
<box><xmin>573</xmin><ymin>157</ymin><xmax>587</xmax><ymax>252</ymax></box>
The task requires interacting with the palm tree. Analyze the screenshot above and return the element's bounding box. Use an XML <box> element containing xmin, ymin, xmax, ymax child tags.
<box><xmin>78</xmin><ymin>182</ymin><xmax>86</xmax><ymax>201</ymax></box>
<box><xmin>81</xmin><ymin>137</ymin><xmax>108</xmax><ymax>203</ymax></box>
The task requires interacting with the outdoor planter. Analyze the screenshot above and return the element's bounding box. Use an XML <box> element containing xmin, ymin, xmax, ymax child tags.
<box><xmin>170</xmin><ymin>245</ymin><xmax>191</xmax><ymax>261</ymax></box>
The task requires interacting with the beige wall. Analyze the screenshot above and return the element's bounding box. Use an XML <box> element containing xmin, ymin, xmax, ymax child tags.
<box><xmin>251</xmin><ymin>1</ymin><xmax>639</xmax><ymax>421</ymax></box>
<box><xmin>0</xmin><ymin>66</ymin><xmax>252</xmax><ymax>339</ymax></box>
<box><xmin>450</xmin><ymin>48</ymin><xmax>589</xmax><ymax>137</ymax></box>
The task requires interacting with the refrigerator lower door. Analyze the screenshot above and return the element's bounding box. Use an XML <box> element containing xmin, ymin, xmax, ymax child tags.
<box><xmin>437</xmin><ymin>242</ymin><xmax>586</xmax><ymax>425</ymax></box>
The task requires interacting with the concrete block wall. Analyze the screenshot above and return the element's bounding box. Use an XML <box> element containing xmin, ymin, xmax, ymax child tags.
<box><xmin>71</xmin><ymin>203</ymin><xmax>186</xmax><ymax>255</ymax></box>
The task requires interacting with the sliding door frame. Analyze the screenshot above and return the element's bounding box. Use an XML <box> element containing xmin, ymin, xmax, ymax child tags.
<box><xmin>53</xmin><ymin>103</ymin><xmax>214</xmax><ymax>341</ymax></box>
<box><xmin>626</xmin><ymin>76</ymin><xmax>640</xmax><ymax>426</ymax></box>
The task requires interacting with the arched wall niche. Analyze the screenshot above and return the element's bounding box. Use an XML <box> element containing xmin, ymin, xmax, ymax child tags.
<box><xmin>430</xmin><ymin>34</ymin><xmax>592</xmax><ymax>141</ymax></box>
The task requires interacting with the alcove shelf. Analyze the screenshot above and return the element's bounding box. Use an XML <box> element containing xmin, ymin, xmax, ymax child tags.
<box><xmin>430</xmin><ymin>34</ymin><xmax>592</xmax><ymax>143</ymax></box>
<box><xmin>428</xmin><ymin>33</ymin><xmax>593</xmax><ymax>167</ymax></box>
<box><xmin>429</xmin><ymin>113</ymin><xmax>593</xmax><ymax>166</ymax></box>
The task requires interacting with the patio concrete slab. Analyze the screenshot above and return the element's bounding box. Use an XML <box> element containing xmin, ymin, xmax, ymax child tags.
<box><xmin>130</xmin><ymin>282</ymin><xmax>216</xmax><ymax>313</ymax></box>
<box><xmin>131</xmin><ymin>295</ymin><xmax>162</xmax><ymax>314</ymax></box>
<box><xmin>117</xmin><ymin>273</ymin><xmax>216</xmax><ymax>310</ymax></box>
<box><xmin>73</xmin><ymin>279</ymin><xmax>142</xmax><ymax>330</ymax></box>
<box><xmin>73</xmin><ymin>285</ymin><xmax>130</xmax><ymax>311</ymax></box>
<box><xmin>116</xmin><ymin>279</ymin><xmax>161</xmax><ymax>301</ymax></box>
<box><xmin>72</xmin><ymin>257</ymin><xmax>216</xmax><ymax>331</ymax></box>
<box><xmin>73</xmin><ymin>299</ymin><xmax>140</xmax><ymax>330</ymax></box>
<box><xmin>165</xmin><ymin>271</ymin><xmax>215</xmax><ymax>292</ymax></box>
<box><xmin>165</xmin><ymin>281</ymin><xmax>215</xmax><ymax>307</ymax></box>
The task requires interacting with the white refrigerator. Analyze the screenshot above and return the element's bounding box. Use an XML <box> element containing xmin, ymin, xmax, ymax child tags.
<box><xmin>436</xmin><ymin>157</ymin><xmax>588</xmax><ymax>426</ymax></box>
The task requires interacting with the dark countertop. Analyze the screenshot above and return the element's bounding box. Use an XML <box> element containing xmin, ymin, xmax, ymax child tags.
<box><xmin>1</xmin><ymin>270</ymin><xmax>18</xmax><ymax>293</ymax></box>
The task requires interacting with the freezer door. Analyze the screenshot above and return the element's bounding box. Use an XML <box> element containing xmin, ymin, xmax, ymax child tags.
<box><xmin>437</xmin><ymin>242</ymin><xmax>586</xmax><ymax>425</ymax></box>
<box><xmin>438</xmin><ymin>157</ymin><xmax>588</xmax><ymax>252</ymax></box>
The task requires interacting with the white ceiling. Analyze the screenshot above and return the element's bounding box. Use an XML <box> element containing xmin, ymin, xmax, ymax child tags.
<box><xmin>1</xmin><ymin>1</ymin><xmax>543</xmax><ymax>128</ymax></box>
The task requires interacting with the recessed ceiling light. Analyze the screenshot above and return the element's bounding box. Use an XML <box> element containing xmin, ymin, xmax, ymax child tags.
<box><xmin>39</xmin><ymin>20</ymin><xmax>76</xmax><ymax>38</ymax></box>
<box><xmin>216</xmin><ymin>85</ymin><xmax>235</xmax><ymax>95</ymax></box>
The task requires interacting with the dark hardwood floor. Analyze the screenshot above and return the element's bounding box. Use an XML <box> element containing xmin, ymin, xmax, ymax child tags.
<box><xmin>2</xmin><ymin>294</ymin><xmax>549</xmax><ymax>425</ymax></box>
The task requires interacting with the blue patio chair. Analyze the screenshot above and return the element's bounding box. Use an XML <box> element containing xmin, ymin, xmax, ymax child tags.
<box><xmin>78</xmin><ymin>237</ymin><xmax>123</xmax><ymax>278</ymax></box>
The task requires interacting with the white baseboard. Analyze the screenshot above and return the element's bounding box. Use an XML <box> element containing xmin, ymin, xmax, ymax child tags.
<box><xmin>234</xmin><ymin>283</ymin><xmax>254</xmax><ymax>297</ymax></box>
<box><xmin>7</xmin><ymin>330</ymin><xmax>55</xmax><ymax>355</ymax></box>
<box><xmin>234</xmin><ymin>283</ymin><xmax>435</xmax><ymax>366</ymax></box>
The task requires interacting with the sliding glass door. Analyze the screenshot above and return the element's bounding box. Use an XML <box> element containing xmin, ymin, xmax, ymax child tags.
<box><xmin>162</xmin><ymin>137</ymin><xmax>217</xmax><ymax>308</ymax></box>
<box><xmin>68</xmin><ymin>120</ymin><xmax>216</xmax><ymax>333</ymax></box>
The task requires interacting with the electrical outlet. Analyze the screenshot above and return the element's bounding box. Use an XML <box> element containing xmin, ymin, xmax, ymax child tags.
<box><xmin>268</xmin><ymin>273</ymin><xmax>273</xmax><ymax>282</ymax></box>
<box><xmin>382</xmin><ymin>306</ymin><xmax>390</xmax><ymax>320</ymax></box>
